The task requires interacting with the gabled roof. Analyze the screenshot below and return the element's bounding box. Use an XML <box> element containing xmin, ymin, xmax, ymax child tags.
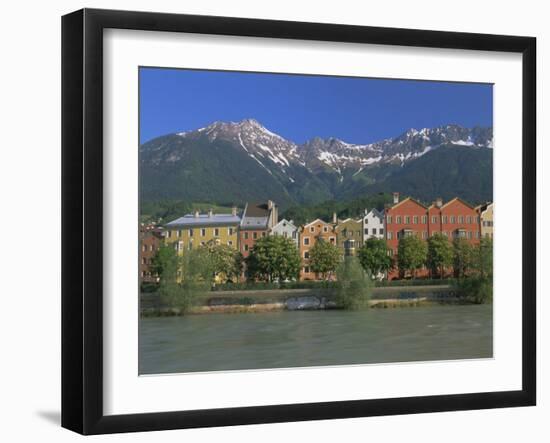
<box><xmin>440</xmin><ymin>197</ymin><xmax>476</xmax><ymax>210</ymax></box>
<box><xmin>303</xmin><ymin>218</ymin><xmax>332</xmax><ymax>228</ymax></box>
<box><xmin>388</xmin><ymin>196</ymin><xmax>428</xmax><ymax>210</ymax></box>
<box><xmin>365</xmin><ymin>208</ymin><xmax>384</xmax><ymax>219</ymax></box>
<box><xmin>272</xmin><ymin>218</ymin><xmax>297</xmax><ymax>230</ymax></box>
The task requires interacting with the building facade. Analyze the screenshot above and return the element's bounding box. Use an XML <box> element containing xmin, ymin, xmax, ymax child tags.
<box><xmin>335</xmin><ymin>218</ymin><xmax>363</xmax><ymax>257</ymax></box>
<box><xmin>299</xmin><ymin>219</ymin><xmax>337</xmax><ymax>280</ymax></box>
<box><xmin>239</xmin><ymin>200</ymin><xmax>278</xmax><ymax>258</ymax></box>
<box><xmin>477</xmin><ymin>202</ymin><xmax>494</xmax><ymax>239</ymax></box>
<box><xmin>362</xmin><ymin>208</ymin><xmax>385</xmax><ymax>241</ymax></box>
<box><xmin>164</xmin><ymin>208</ymin><xmax>240</xmax><ymax>254</ymax></box>
<box><xmin>384</xmin><ymin>193</ymin><xmax>480</xmax><ymax>279</ymax></box>
<box><xmin>270</xmin><ymin>218</ymin><xmax>299</xmax><ymax>247</ymax></box>
<box><xmin>139</xmin><ymin>224</ymin><xmax>163</xmax><ymax>283</ymax></box>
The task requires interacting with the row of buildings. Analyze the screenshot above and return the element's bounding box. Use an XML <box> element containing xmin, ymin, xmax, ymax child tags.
<box><xmin>140</xmin><ymin>193</ymin><xmax>494</xmax><ymax>282</ymax></box>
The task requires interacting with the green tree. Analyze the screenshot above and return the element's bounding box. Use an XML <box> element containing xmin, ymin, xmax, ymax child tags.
<box><xmin>246</xmin><ymin>235</ymin><xmax>301</xmax><ymax>282</ymax></box>
<box><xmin>151</xmin><ymin>243</ymin><xmax>179</xmax><ymax>279</ymax></box>
<box><xmin>200</xmin><ymin>240</ymin><xmax>243</xmax><ymax>283</ymax></box>
<box><xmin>357</xmin><ymin>238</ymin><xmax>392</xmax><ymax>278</ymax></box>
<box><xmin>471</xmin><ymin>237</ymin><xmax>493</xmax><ymax>279</ymax></box>
<box><xmin>452</xmin><ymin>237</ymin><xmax>473</xmax><ymax>278</ymax></box>
<box><xmin>335</xmin><ymin>256</ymin><xmax>373</xmax><ymax>310</ymax></box>
<box><xmin>426</xmin><ymin>233</ymin><xmax>453</xmax><ymax>278</ymax></box>
<box><xmin>309</xmin><ymin>239</ymin><xmax>341</xmax><ymax>281</ymax></box>
<box><xmin>397</xmin><ymin>235</ymin><xmax>427</xmax><ymax>278</ymax></box>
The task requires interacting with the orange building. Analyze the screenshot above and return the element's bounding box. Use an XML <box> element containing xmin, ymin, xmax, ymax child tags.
<box><xmin>385</xmin><ymin>193</ymin><xmax>481</xmax><ymax>279</ymax></box>
<box><xmin>299</xmin><ymin>219</ymin><xmax>337</xmax><ymax>280</ymax></box>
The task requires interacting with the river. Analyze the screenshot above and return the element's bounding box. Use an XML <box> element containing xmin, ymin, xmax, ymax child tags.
<box><xmin>139</xmin><ymin>304</ymin><xmax>492</xmax><ymax>375</ymax></box>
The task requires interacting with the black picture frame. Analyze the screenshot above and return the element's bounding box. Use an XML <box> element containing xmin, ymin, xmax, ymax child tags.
<box><xmin>61</xmin><ymin>8</ymin><xmax>536</xmax><ymax>435</ymax></box>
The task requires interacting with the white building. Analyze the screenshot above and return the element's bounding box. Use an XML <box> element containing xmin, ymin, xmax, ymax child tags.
<box><xmin>362</xmin><ymin>208</ymin><xmax>385</xmax><ymax>241</ymax></box>
<box><xmin>270</xmin><ymin>218</ymin><xmax>299</xmax><ymax>247</ymax></box>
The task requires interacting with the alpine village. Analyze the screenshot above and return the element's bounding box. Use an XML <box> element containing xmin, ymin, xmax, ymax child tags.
<box><xmin>139</xmin><ymin>119</ymin><xmax>494</xmax><ymax>315</ymax></box>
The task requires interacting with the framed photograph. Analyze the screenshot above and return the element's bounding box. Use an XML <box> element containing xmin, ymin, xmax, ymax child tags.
<box><xmin>62</xmin><ymin>8</ymin><xmax>536</xmax><ymax>435</ymax></box>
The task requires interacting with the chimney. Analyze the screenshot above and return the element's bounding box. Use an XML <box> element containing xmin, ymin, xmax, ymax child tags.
<box><xmin>436</xmin><ymin>197</ymin><xmax>443</xmax><ymax>208</ymax></box>
<box><xmin>231</xmin><ymin>206</ymin><xmax>237</xmax><ymax>216</ymax></box>
<box><xmin>208</xmin><ymin>208</ymin><xmax>213</xmax><ymax>218</ymax></box>
<box><xmin>393</xmin><ymin>192</ymin><xmax>400</xmax><ymax>204</ymax></box>
<box><xmin>364</xmin><ymin>208</ymin><xmax>369</xmax><ymax>216</ymax></box>
<box><xmin>333</xmin><ymin>212</ymin><xmax>337</xmax><ymax>224</ymax></box>
<box><xmin>194</xmin><ymin>210</ymin><xmax>199</xmax><ymax>218</ymax></box>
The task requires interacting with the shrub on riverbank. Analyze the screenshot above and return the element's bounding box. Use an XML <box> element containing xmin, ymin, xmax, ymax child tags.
<box><xmin>334</xmin><ymin>257</ymin><xmax>373</xmax><ymax>310</ymax></box>
<box><xmin>454</xmin><ymin>276</ymin><xmax>493</xmax><ymax>304</ymax></box>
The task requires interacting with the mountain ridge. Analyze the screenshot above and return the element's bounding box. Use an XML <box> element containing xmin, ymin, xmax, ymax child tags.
<box><xmin>139</xmin><ymin>119</ymin><xmax>493</xmax><ymax>208</ymax></box>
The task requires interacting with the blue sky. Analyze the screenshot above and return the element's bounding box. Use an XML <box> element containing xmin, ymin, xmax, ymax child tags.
<box><xmin>139</xmin><ymin>67</ymin><xmax>493</xmax><ymax>145</ymax></box>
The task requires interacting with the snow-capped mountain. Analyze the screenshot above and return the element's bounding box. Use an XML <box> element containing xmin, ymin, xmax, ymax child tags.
<box><xmin>140</xmin><ymin>119</ymin><xmax>493</xmax><ymax>207</ymax></box>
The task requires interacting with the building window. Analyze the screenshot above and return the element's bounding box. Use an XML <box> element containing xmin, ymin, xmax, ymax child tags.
<box><xmin>253</xmin><ymin>232</ymin><xmax>258</xmax><ymax>240</ymax></box>
<box><xmin>388</xmin><ymin>249</ymin><xmax>394</xmax><ymax>257</ymax></box>
<box><xmin>396</xmin><ymin>216</ymin><xmax>402</xmax><ymax>224</ymax></box>
<box><xmin>228</xmin><ymin>227</ymin><xmax>234</xmax><ymax>236</ymax></box>
<box><xmin>176</xmin><ymin>230</ymin><xmax>181</xmax><ymax>237</ymax></box>
<box><xmin>387</xmin><ymin>216</ymin><xmax>392</xmax><ymax>224</ymax></box>
<box><xmin>310</xmin><ymin>226</ymin><xmax>315</xmax><ymax>233</ymax></box>
<box><xmin>178</xmin><ymin>241</ymin><xmax>183</xmax><ymax>251</ymax></box>
<box><xmin>459</xmin><ymin>216</ymin><xmax>464</xmax><ymax>224</ymax></box>
<box><xmin>413</xmin><ymin>216</ymin><xmax>418</xmax><ymax>224</ymax></box>
<box><xmin>330</xmin><ymin>237</ymin><xmax>335</xmax><ymax>244</ymax></box>
<box><xmin>304</xmin><ymin>266</ymin><xmax>310</xmax><ymax>274</ymax></box>
<box><xmin>467</xmin><ymin>231</ymin><xmax>472</xmax><ymax>239</ymax></box>
<box><xmin>476</xmin><ymin>231</ymin><xmax>480</xmax><ymax>238</ymax></box>
<box><xmin>214</xmin><ymin>228</ymin><xmax>219</xmax><ymax>236</ymax></box>
<box><xmin>304</xmin><ymin>251</ymin><xmax>310</xmax><ymax>259</ymax></box>
<box><xmin>372</xmin><ymin>228</ymin><xmax>377</xmax><ymax>235</ymax></box>
<box><xmin>364</xmin><ymin>218</ymin><xmax>369</xmax><ymax>224</ymax></box>
<box><xmin>228</xmin><ymin>240</ymin><xmax>233</xmax><ymax>246</ymax></box>
<box><xmin>380</xmin><ymin>228</ymin><xmax>384</xmax><ymax>235</ymax></box>
<box><xmin>292</xmin><ymin>232</ymin><xmax>297</xmax><ymax>239</ymax></box>
<box><xmin>150</xmin><ymin>245</ymin><xmax>154</xmax><ymax>252</ymax></box>
<box><xmin>442</xmin><ymin>215</ymin><xmax>447</xmax><ymax>224</ymax></box>
<box><xmin>189</xmin><ymin>228</ymin><xmax>193</xmax><ymax>237</ymax></box>
<box><xmin>244</xmin><ymin>232</ymin><xmax>249</xmax><ymax>240</ymax></box>
<box><xmin>432</xmin><ymin>216</ymin><xmax>438</xmax><ymax>224</ymax></box>
<box><xmin>200</xmin><ymin>228</ymin><xmax>206</xmax><ymax>237</ymax></box>
<box><xmin>450</xmin><ymin>216</ymin><xmax>456</xmax><ymax>223</ymax></box>
<box><xmin>387</xmin><ymin>231</ymin><xmax>393</xmax><ymax>240</ymax></box>
<box><xmin>405</xmin><ymin>216</ymin><xmax>410</xmax><ymax>224</ymax></box>
<box><xmin>323</xmin><ymin>226</ymin><xmax>328</xmax><ymax>233</ymax></box>
<box><xmin>303</xmin><ymin>237</ymin><xmax>310</xmax><ymax>246</ymax></box>
<box><xmin>467</xmin><ymin>216</ymin><xmax>472</xmax><ymax>224</ymax></box>
<box><xmin>422</xmin><ymin>215</ymin><xmax>427</xmax><ymax>224</ymax></box>
<box><xmin>141</xmin><ymin>244</ymin><xmax>146</xmax><ymax>252</ymax></box>
<box><xmin>422</xmin><ymin>231</ymin><xmax>426</xmax><ymax>239</ymax></box>
<box><xmin>364</xmin><ymin>228</ymin><xmax>369</xmax><ymax>235</ymax></box>
<box><xmin>244</xmin><ymin>244</ymin><xmax>249</xmax><ymax>251</ymax></box>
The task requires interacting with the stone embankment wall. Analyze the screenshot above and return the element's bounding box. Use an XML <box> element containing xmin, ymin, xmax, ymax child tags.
<box><xmin>141</xmin><ymin>285</ymin><xmax>459</xmax><ymax>315</ymax></box>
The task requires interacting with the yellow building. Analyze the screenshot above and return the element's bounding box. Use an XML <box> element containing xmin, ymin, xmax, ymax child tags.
<box><xmin>335</xmin><ymin>217</ymin><xmax>363</xmax><ymax>257</ymax></box>
<box><xmin>477</xmin><ymin>202</ymin><xmax>494</xmax><ymax>239</ymax></box>
<box><xmin>164</xmin><ymin>208</ymin><xmax>240</xmax><ymax>254</ymax></box>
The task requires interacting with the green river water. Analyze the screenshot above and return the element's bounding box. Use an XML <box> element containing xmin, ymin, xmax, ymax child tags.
<box><xmin>139</xmin><ymin>304</ymin><xmax>492</xmax><ymax>374</ymax></box>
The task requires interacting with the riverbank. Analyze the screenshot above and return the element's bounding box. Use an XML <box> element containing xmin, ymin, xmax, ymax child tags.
<box><xmin>140</xmin><ymin>285</ymin><xmax>474</xmax><ymax>316</ymax></box>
